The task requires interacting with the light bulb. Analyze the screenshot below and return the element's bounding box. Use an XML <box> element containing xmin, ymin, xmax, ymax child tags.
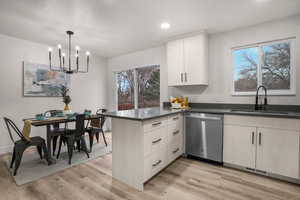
<box><xmin>48</xmin><ymin>47</ymin><xmax>53</xmax><ymax>52</ymax></box>
<box><xmin>57</xmin><ymin>44</ymin><xmax>62</xmax><ymax>49</ymax></box>
<box><xmin>75</xmin><ymin>54</ymin><xmax>78</xmax><ymax>57</ymax></box>
<box><xmin>160</xmin><ymin>22</ymin><xmax>170</xmax><ymax>30</ymax></box>
<box><xmin>86</xmin><ymin>51</ymin><xmax>90</xmax><ymax>56</ymax></box>
<box><xmin>62</xmin><ymin>53</ymin><xmax>65</xmax><ymax>57</ymax></box>
<box><xmin>75</xmin><ymin>46</ymin><xmax>80</xmax><ymax>51</ymax></box>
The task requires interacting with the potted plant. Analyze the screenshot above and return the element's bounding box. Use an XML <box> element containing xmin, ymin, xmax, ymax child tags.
<box><xmin>60</xmin><ymin>85</ymin><xmax>72</xmax><ymax>112</ymax></box>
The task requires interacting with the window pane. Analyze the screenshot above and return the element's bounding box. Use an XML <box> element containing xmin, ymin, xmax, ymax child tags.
<box><xmin>137</xmin><ymin>65</ymin><xmax>160</xmax><ymax>108</ymax></box>
<box><xmin>116</xmin><ymin>70</ymin><xmax>135</xmax><ymax>110</ymax></box>
<box><xmin>233</xmin><ymin>47</ymin><xmax>258</xmax><ymax>92</ymax></box>
<box><xmin>262</xmin><ymin>42</ymin><xmax>291</xmax><ymax>90</ymax></box>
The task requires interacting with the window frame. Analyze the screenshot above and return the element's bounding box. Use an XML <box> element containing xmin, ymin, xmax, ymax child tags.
<box><xmin>115</xmin><ymin>65</ymin><xmax>160</xmax><ymax>111</ymax></box>
<box><xmin>231</xmin><ymin>38</ymin><xmax>296</xmax><ymax>96</ymax></box>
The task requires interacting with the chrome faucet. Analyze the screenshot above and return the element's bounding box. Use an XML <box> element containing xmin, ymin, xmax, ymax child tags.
<box><xmin>255</xmin><ymin>85</ymin><xmax>268</xmax><ymax>110</ymax></box>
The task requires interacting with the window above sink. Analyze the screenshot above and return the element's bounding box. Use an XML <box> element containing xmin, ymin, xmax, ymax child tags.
<box><xmin>232</xmin><ymin>38</ymin><xmax>296</xmax><ymax>96</ymax></box>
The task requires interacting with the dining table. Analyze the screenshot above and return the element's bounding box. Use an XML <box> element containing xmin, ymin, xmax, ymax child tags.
<box><xmin>23</xmin><ymin>114</ymin><xmax>103</xmax><ymax>165</ymax></box>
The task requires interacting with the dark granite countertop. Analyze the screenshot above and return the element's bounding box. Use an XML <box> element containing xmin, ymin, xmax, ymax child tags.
<box><xmin>103</xmin><ymin>106</ymin><xmax>300</xmax><ymax>121</ymax></box>
<box><xmin>103</xmin><ymin>107</ymin><xmax>184</xmax><ymax>121</ymax></box>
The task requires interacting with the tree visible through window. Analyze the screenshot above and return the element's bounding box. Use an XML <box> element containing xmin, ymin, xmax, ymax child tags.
<box><xmin>137</xmin><ymin>66</ymin><xmax>160</xmax><ymax>108</ymax></box>
<box><xmin>233</xmin><ymin>40</ymin><xmax>293</xmax><ymax>95</ymax></box>
<box><xmin>116</xmin><ymin>65</ymin><xmax>160</xmax><ymax>110</ymax></box>
<box><xmin>116</xmin><ymin>70</ymin><xmax>134</xmax><ymax>110</ymax></box>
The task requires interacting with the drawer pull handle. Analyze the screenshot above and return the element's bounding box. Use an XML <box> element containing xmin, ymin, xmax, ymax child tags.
<box><xmin>251</xmin><ymin>132</ymin><xmax>255</xmax><ymax>145</ymax></box>
<box><xmin>173</xmin><ymin>130</ymin><xmax>180</xmax><ymax>135</ymax></box>
<box><xmin>152</xmin><ymin>138</ymin><xmax>162</xmax><ymax>144</ymax></box>
<box><xmin>152</xmin><ymin>160</ymin><xmax>162</xmax><ymax>167</ymax></box>
<box><xmin>173</xmin><ymin>117</ymin><xmax>179</xmax><ymax>120</ymax></box>
<box><xmin>259</xmin><ymin>132</ymin><xmax>262</xmax><ymax>145</ymax></box>
<box><xmin>172</xmin><ymin>148</ymin><xmax>180</xmax><ymax>154</ymax></box>
<box><xmin>152</xmin><ymin>122</ymin><xmax>162</xmax><ymax>126</ymax></box>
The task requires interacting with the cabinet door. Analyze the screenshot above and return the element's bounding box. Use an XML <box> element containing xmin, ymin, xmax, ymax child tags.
<box><xmin>183</xmin><ymin>34</ymin><xmax>208</xmax><ymax>85</ymax></box>
<box><xmin>223</xmin><ymin>125</ymin><xmax>256</xmax><ymax>169</ymax></box>
<box><xmin>256</xmin><ymin>128</ymin><xmax>299</xmax><ymax>178</ymax></box>
<box><xmin>167</xmin><ymin>39</ymin><xmax>184</xmax><ymax>86</ymax></box>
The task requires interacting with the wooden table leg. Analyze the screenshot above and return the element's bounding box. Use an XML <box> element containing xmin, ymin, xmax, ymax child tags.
<box><xmin>46</xmin><ymin>125</ymin><xmax>55</xmax><ymax>164</ymax></box>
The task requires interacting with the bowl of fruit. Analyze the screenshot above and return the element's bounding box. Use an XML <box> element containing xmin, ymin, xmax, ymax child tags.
<box><xmin>170</xmin><ymin>96</ymin><xmax>184</xmax><ymax>109</ymax></box>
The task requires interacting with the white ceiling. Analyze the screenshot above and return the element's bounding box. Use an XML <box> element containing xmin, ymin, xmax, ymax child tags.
<box><xmin>0</xmin><ymin>0</ymin><xmax>299</xmax><ymax>58</ymax></box>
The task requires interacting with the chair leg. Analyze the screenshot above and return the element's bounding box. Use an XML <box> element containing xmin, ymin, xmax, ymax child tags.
<box><xmin>88</xmin><ymin>132</ymin><xmax>94</xmax><ymax>152</ymax></box>
<box><xmin>13</xmin><ymin>147</ymin><xmax>25</xmax><ymax>176</ymax></box>
<box><xmin>52</xmin><ymin>136</ymin><xmax>59</xmax><ymax>156</ymax></box>
<box><xmin>10</xmin><ymin>147</ymin><xmax>16</xmax><ymax>169</ymax></box>
<box><xmin>56</xmin><ymin>136</ymin><xmax>64</xmax><ymax>159</ymax></box>
<box><xmin>76</xmin><ymin>140</ymin><xmax>81</xmax><ymax>152</ymax></box>
<box><xmin>67</xmin><ymin>139</ymin><xmax>74</xmax><ymax>165</ymax></box>
<box><xmin>37</xmin><ymin>146</ymin><xmax>43</xmax><ymax>160</ymax></box>
<box><xmin>95</xmin><ymin>132</ymin><xmax>99</xmax><ymax>143</ymax></box>
<box><xmin>80</xmin><ymin>137</ymin><xmax>90</xmax><ymax>159</ymax></box>
<box><xmin>41</xmin><ymin>141</ymin><xmax>51</xmax><ymax>165</ymax></box>
<box><xmin>101</xmin><ymin>130</ymin><xmax>108</xmax><ymax>146</ymax></box>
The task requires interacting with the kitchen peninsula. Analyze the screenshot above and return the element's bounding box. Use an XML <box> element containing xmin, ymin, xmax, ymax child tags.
<box><xmin>104</xmin><ymin>107</ymin><xmax>184</xmax><ymax>191</ymax></box>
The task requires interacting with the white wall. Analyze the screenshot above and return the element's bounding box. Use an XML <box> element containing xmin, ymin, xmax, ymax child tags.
<box><xmin>107</xmin><ymin>46</ymin><xmax>168</xmax><ymax>110</ymax></box>
<box><xmin>0</xmin><ymin>34</ymin><xmax>107</xmax><ymax>153</ymax></box>
<box><xmin>107</xmin><ymin>15</ymin><xmax>300</xmax><ymax>109</ymax></box>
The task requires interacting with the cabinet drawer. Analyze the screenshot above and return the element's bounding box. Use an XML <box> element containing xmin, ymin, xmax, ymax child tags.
<box><xmin>167</xmin><ymin>123</ymin><xmax>183</xmax><ymax>145</ymax></box>
<box><xmin>144</xmin><ymin>127</ymin><xmax>167</xmax><ymax>157</ymax></box>
<box><xmin>167</xmin><ymin>138</ymin><xmax>183</xmax><ymax>165</ymax></box>
<box><xmin>143</xmin><ymin>117</ymin><xmax>168</xmax><ymax>133</ymax></box>
<box><xmin>144</xmin><ymin>147</ymin><xmax>166</xmax><ymax>182</ymax></box>
<box><xmin>168</xmin><ymin>114</ymin><xmax>183</xmax><ymax>125</ymax></box>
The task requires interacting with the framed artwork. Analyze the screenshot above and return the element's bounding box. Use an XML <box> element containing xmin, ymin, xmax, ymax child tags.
<box><xmin>23</xmin><ymin>62</ymin><xmax>70</xmax><ymax>97</ymax></box>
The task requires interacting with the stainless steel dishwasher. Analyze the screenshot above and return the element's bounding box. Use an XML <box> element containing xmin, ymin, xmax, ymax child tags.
<box><xmin>185</xmin><ymin>112</ymin><xmax>223</xmax><ymax>163</ymax></box>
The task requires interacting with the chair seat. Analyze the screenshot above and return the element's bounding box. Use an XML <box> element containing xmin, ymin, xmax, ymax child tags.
<box><xmin>86</xmin><ymin>127</ymin><xmax>102</xmax><ymax>133</ymax></box>
<box><xmin>51</xmin><ymin>128</ymin><xmax>67</xmax><ymax>133</ymax></box>
<box><xmin>15</xmin><ymin>136</ymin><xmax>45</xmax><ymax>145</ymax></box>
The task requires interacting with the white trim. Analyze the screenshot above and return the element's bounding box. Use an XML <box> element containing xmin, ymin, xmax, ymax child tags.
<box><xmin>232</xmin><ymin>38</ymin><xmax>296</xmax><ymax>96</ymax></box>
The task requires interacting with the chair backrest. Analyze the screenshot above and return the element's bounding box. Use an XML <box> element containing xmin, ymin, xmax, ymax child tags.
<box><xmin>96</xmin><ymin>109</ymin><xmax>107</xmax><ymax>128</ymax></box>
<box><xmin>75</xmin><ymin>114</ymin><xmax>86</xmax><ymax>137</ymax></box>
<box><xmin>3</xmin><ymin>117</ymin><xmax>25</xmax><ymax>143</ymax></box>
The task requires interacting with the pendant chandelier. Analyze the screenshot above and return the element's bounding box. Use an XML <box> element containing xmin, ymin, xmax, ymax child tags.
<box><xmin>48</xmin><ymin>30</ymin><xmax>90</xmax><ymax>74</ymax></box>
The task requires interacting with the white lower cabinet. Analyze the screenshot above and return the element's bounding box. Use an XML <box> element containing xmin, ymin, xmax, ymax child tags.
<box><xmin>224</xmin><ymin>115</ymin><xmax>300</xmax><ymax>179</ymax></box>
<box><xmin>143</xmin><ymin>114</ymin><xmax>183</xmax><ymax>182</ymax></box>
<box><xmin>223</xmin><ymin>125</ymin><xmax>256</xmax><ymax>169</ymax></box>
<box><xmin>256</xmin><ymin>128</ymin><xmax>299</xmax><ymax>178</ymax></box>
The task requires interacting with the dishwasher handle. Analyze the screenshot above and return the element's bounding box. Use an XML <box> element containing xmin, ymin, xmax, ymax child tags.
<box><xmin>185</xmin><ymin>115</ymin><xmax>222</xmax><ymax>121</ymax></box>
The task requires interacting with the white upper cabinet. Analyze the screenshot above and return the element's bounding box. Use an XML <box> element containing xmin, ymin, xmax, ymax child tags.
<box><xmin>167</xmin><ymin>39</ymin><xmax>184</xmax><ymax>86</ymax></box>
<box><xmin>167</xmin><ymin>33</ymin><xmax>208</xmax><ymax>86</ymax></box>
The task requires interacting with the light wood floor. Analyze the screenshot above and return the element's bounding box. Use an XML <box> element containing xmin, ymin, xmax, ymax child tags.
<box><xmin>1</xmin><ymin>136</ymin><xmax>300</xmax><ymax>200</ymax></box>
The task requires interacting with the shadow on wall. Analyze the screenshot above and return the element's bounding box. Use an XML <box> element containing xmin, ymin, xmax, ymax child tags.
<box><xmin>168</xmin><ymin>85</ymin><xmax>208</xmax><ymax>98</ymax></box>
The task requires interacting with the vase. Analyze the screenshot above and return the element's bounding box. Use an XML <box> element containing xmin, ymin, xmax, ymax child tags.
<box><xmin>64</xmin><ymin>104</ymin><xmax>70</xmax><ymax>110</ymax></box>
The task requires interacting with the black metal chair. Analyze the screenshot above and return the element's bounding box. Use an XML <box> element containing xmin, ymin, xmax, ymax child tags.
<box><xmin>56</xmin><ymin>114</ymin><xmax>90</xmax><ymax>164</ymax></box>
<box><xmin>44</xmin><ymin>110</ymin><xmax>67</xmax><ymax>156</ymax></box>
<box><xmin>85</xmin><ymin>109</ymin><xmax>108</xmax><ymax>152</ymax></box>
<box><xmin>3</xmin><ymin>117</ymin><xmax>50</xmax><ymax>176</ymax></box>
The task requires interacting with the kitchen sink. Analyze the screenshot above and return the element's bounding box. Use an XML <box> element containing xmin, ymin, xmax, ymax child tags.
<box><xmin>230</xmin><ymin>109</ymin><xmax>289</xmax><ymax>115</ymax></box>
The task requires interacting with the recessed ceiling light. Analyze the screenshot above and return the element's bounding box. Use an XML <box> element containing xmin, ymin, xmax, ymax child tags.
<box><xmin>160</xmin><ymin>22</ymin><xmax>170</xmax><ymax>30</ymax></box>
